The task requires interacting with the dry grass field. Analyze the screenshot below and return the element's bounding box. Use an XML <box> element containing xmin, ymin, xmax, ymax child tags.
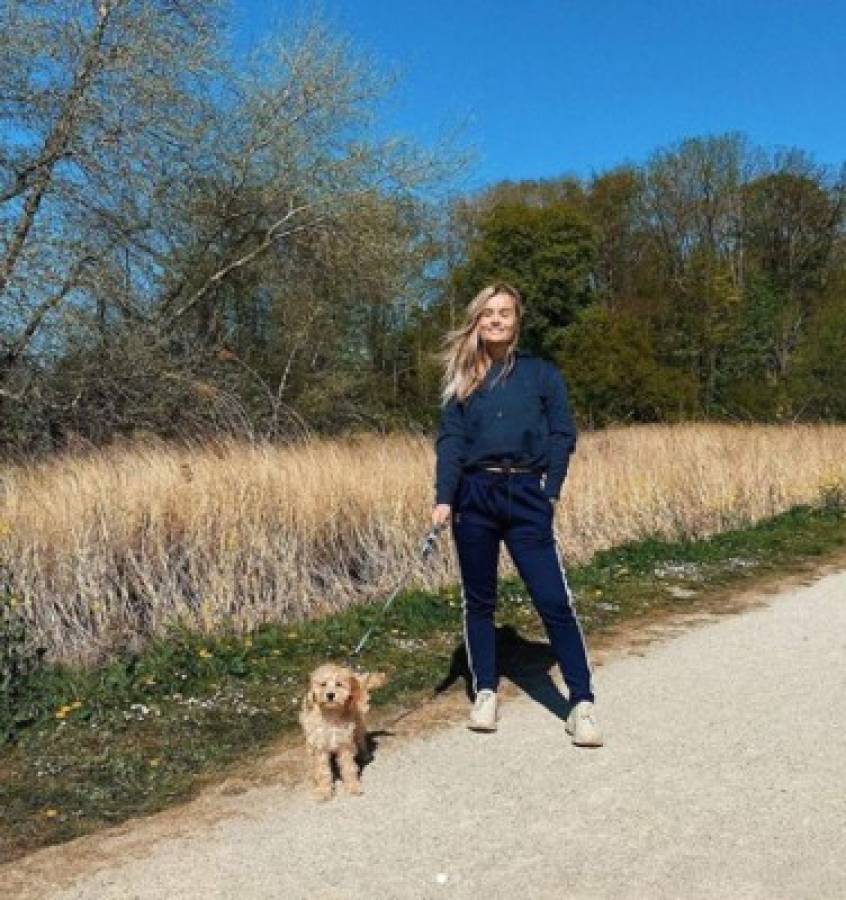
<box><xmin>1</xmin><ymin>422</ymin><xmax>845</xmax><ymax>667</ymax></box>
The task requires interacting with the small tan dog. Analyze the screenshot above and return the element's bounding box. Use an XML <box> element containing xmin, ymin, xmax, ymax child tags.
<box><xmin>299</xmin><ymin>663</ymin><xmax>386</xmax><ymax>801</ymax></box>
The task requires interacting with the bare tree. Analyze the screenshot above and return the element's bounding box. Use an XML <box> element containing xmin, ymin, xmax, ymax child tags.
<box><xmin>0</xmin><ymin>3</ymin><xmax>462</xmax><ymax>433</ymax></box>
<box><xmin>0</xmin><ymin>0</ymin><xmax>223</xmax><ymax>393</ymax></box>
<box><xmin>638</xmin><ymin>134</ymin><xmax>766</xmax><ymax>406</ymax></box>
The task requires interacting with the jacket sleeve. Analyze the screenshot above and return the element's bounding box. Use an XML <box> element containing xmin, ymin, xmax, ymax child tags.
<box><xmin>434</xmin><ymin>395</ymin><xmax>467</xmax><ymax>506</ymax></box>
<box><xmin>541</xmin><ymin>362</ymin><xmax>578</xmax><ymax>500</ymax></box>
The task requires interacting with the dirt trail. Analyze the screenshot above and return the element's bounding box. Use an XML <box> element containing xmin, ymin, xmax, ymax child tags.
<box><xmin>3</xmin><ymin>565</ymin><xmax>846</xmax><ymax>899</ymax></box>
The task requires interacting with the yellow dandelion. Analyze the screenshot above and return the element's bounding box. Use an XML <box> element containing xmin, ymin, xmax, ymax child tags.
<box><xmin>243</xmin><ymin>638</ymin><xmax>253</xmax><ymax>648</ymax></box>
<box><xmin>198</xmin><ymin>648</ymin><xmax>213</xmax><ymax>659</ymax></box>
<box><xmin>43</xmin><ymin>808</ymin><xmax>59</xmax><ymax>818</ymax></box>
<box><xmin>148</xmin><ymin>758</ymin><xmax>161</xmax><ymax>768</ymax></box>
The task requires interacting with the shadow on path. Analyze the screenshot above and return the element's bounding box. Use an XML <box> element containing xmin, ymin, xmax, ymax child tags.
<box><xmin>434</xmin><ymin>624</ymin><xmax>572</xmax><ymax>721</ymax></box>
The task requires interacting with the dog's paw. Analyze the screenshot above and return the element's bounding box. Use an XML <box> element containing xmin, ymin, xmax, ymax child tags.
<box><xmin>345</xmin><ymin>780</ymin><xmax>363</xmax><ymax>796</ymax></box>
<box><xmin>314</xmin><ymin>785</ymin><xmax>334</xmax><ymax>802</ymax></box>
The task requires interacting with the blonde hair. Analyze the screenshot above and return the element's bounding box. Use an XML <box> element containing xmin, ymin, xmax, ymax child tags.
<box><xmin>437</xmin><ymin>282</ymin><xmax>523</xmax><ymax>404</ymax></box>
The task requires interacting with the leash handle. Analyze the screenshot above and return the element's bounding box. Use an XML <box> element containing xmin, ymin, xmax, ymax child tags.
<box><xmin>419</xmin><ymin>520</ymin><xmax>448</xmax><ymax>560</ymax></box>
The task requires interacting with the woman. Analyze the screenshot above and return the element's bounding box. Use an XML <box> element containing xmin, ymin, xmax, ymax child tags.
<box><xmin>431</xmin><ymin>282</ymin><xmax>602</xmax><ymax>746</ymax></box>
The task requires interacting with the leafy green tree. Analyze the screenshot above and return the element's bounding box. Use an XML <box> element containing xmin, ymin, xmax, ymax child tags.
<box><xmin>557</xmin><ymin>307</ymin><xmax>699</xmax><ymax>427</ymax></box>
<box><xmin>742</xmin><ymin>165</ymin><xmax>845</xmax><ymax>380</ymax></box>
<box><xmin>714</xmin><ymin>273</ymin><xmax>786</xmax><ymax>419</ymax></box>
<box><xmin>639</xmin><ymin>134</ymin><xmax>752</xmax><ymax>410</ymax></box>
<box><xmin>788</xmin><ymin>294</ymin><xmax>846</xmax><ymax>418</ymax></box>
<box><xmin>585</xmin><ymin>167</ymin><xmax>646</xmax><ymax>312</ymax></box>
<box><xmin>451</xmin><ymin>202</ymin><xmax>597</xmax><ymax>355</ymax></box>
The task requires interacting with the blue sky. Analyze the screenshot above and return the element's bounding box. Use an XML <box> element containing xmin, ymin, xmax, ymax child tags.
<box><xmin>236</xmin><ymin>1</ymin><xmax>843</xmax><ymax>191</ymax></box>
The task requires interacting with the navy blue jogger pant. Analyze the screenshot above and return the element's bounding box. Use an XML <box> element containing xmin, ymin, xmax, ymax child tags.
<box><xmin>450</xmin><ymin>468</ymin><xmax>595</xmax><ymax>704</ymax></box>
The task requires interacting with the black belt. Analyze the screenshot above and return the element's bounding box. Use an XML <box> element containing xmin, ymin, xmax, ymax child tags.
<box><xmin>468</xmin><ymin>462</ymin><xmax>542</xmax><ymax>475</ymax></box>
<box><xmin>465</xmin><ymin>462</ymin><xmax>543</xmax><ymax>520</ymax></box>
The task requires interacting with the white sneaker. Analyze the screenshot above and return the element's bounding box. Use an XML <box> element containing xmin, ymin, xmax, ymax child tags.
<box><xmin>468</xmin><ymin>689</ymin><xmax>498</xmax><ymax>732</ymax></box>
<box><xmin>565</xmin><ymin>700</ymin><xmax>604</xmax><ymax>747</ymax></box>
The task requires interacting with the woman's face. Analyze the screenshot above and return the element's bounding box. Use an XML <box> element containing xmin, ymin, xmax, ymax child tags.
<box><xmin>477</xmin><ymin>291</ymin><xmax>517</xmax><ymax>349</ymax></box>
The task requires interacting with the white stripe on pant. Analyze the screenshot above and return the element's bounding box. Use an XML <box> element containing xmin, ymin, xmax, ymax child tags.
<box><xmin>553</xmin><ymin>533</ymin><xmax>594</xmax><ymax>688</ymax></box>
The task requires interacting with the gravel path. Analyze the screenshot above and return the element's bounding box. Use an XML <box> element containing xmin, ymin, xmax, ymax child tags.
<box><xmin>4</xmin><ymin>568</ymin><xmax>846</xmax><ymax>899</ymax></box>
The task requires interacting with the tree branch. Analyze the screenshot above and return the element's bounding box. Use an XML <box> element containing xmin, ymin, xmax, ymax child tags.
<box><xmin>1</xmin><ymin>254</ymin><xmax>97</xmax><ymax>375</ymax></box>
<box><xmin>0</xmin><ymin>3</ymin><xmax>113</xmax><ymax>297</ymax></box>
<box><xmin>156</xmin><ymin>203</ymin><xmax>323</xmax><ymax>332</ymax></box>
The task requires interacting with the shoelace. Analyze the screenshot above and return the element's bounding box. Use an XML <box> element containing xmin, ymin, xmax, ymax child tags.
<box><xmin>575</xmin><ymin>705</ymin><xmax>596</xmax><ymax>724</ymax></box>
<box><xmin>475</xmin><ymin>691</ymin><xmax>495</xmax><ymax>709</ymax></box>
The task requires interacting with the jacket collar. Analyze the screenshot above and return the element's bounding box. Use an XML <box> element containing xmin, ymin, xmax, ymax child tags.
<box><xmin>490</xmin><ymin>349</ymin><xmax>529</xmax><ymax>365</ymax></box>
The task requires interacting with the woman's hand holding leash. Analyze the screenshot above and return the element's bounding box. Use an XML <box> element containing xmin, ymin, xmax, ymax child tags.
<box><xmin>420</xmin><ymin>519</ymin><xmax>448</xmax><ymax>559</ymax></box>
<box><xmin>431</xmin><ymin>503</ymin><xmax>452</xmax><ymax>529</ymax></box>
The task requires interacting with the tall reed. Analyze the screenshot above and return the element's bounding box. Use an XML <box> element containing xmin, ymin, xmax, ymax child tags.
<box><xmin>1</xmin><ymin>423</ymin><xmax>844</xmax><ymax>666</ymax></box>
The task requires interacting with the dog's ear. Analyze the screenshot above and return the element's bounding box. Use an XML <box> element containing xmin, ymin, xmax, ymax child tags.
<box><xmin>355</xmin><ymin>672</ymin><xmax>385</xmax><ymax>714</ymax></box>
<box><xmin>364</xmin><ymin>671</ymin><xmax>386</xmax><ymax>691</ymax></box>
<box><xmin>303</xmin><ymin>687</ymin><xmax>317</xmax><ymax>712</ymax></box>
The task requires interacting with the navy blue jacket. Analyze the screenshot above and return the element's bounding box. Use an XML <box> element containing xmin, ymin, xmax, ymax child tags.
<box><xmin>434</xmin><ymin>350</ymin><xmax>578</xmax><ymax>505</ymax></box>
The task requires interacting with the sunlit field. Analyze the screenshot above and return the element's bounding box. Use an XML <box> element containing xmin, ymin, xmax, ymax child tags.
<box><xmin>1</xmin><ymin>423</ymin><xmax>844</xmax><ymax>666</ymax></box>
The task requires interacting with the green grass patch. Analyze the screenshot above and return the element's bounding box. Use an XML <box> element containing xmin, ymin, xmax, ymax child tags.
<box><xmin>2</xmin><ymin>500</ymin><xmax>845</xmax><ymax>862</ymax></box>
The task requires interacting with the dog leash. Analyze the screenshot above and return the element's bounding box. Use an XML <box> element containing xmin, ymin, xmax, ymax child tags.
<box><xmin>345</xmin><ymin>521</ymin><xmax>447</xmax><ymax>667</ymax></box>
